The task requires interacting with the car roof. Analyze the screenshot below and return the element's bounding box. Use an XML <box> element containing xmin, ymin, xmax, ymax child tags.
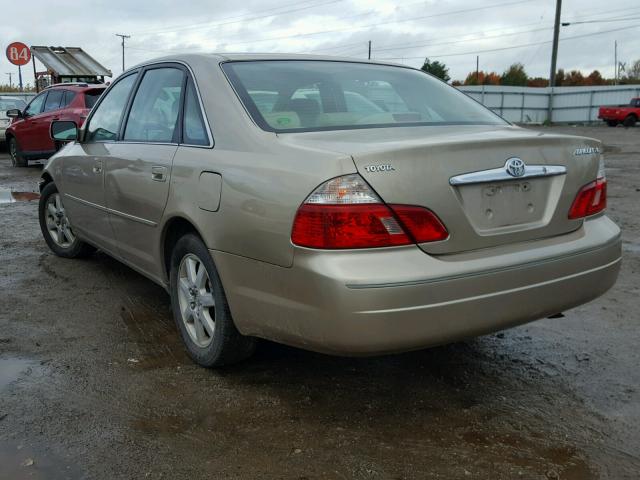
<box><xmin>45</xmin><ymin>83</ymin><xmax>107</xmax><ymax>92</ymax></box>
<box><xmin>129</xmin><ymin>52</ymin><xmax>408</xmax><ymax>70</ymax></box>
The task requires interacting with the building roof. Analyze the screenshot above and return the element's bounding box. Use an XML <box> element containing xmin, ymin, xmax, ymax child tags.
<box><xmin>31</xmin><ymin>46</ymin><xmax>112</xmax><ymax>77</ymax></box>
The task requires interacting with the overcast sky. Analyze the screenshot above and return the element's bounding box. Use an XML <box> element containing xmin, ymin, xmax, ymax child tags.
<box><xmin>1</xmin><ymin>0</ymin><xmax>638</xmax><ymax>87</ymax></box>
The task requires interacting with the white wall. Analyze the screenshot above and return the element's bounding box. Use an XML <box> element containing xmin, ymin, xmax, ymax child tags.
<box><xmin>458</xmin><ymin>85</ymin><xmax>640</xmax><ymax>124</ymax></box>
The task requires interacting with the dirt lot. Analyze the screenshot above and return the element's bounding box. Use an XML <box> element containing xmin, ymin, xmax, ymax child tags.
<box><xmin>0</xmin><ymin>125</ymin><xmax>638</xmax><ymax>479</ymax></box>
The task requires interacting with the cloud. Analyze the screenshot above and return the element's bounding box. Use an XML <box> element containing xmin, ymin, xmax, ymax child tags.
<box><xmin>1</xmin><ymin>0</ymin><xmax>638</xmax><ymax>87</ymax></box>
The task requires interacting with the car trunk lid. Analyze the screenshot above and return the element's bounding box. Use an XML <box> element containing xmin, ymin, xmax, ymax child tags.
<box><xmin>280</xmin><ymin>125</ymin><xmax>602</xmax><ymax>254</ymax></box>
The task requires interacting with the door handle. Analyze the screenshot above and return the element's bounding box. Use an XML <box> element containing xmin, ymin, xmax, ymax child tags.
<box><xmin>92</xmin><ymin>160</ymin><xmax>103</xmax><ymax>174</ymax></box>
<box><xmin>151</xmin><ymin>166</ymin><xmax>167</xmax><ymax>182</ymax></box>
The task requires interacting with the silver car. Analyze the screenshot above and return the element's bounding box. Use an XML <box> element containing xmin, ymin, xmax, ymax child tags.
<box><xmin>40</xmin><ymin>54</ymin><xmax>621</xmax><ymax>367</ymax></box>
<box><xmin>0</xmin><ymin>96</ymin><xmax>27</xmax><ymax>144</ymax></box>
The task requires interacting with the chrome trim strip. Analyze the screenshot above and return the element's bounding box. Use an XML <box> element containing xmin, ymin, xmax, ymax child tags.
<box><xmin>449</xmin><ymin>164</ymin><xmax>566</xmax><ymax>186</ymax></box>
<box><xmin>346</xmin><ymin>234</ymin><xmax>621</xmax><ymax>289</ymax></box>
<box><xmin>64</xmin><ymin>193</ymin><xmax>157</xmax><ymax>227</ymax></box>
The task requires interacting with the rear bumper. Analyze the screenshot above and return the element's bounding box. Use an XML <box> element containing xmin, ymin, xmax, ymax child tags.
<box><xmin>213</xmin><ymin>215</ymin><xmax>621</xmax><ymax>355</ymax></box>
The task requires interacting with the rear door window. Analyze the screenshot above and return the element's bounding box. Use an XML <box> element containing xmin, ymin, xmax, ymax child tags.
<box><xmin>43</xmin><ymin>90</ymin><xmax>64</xmax><ymax>112</ymax></box>
<box><xmin>123</xmin><ymin>67</ymin><xmax>185</xmax><ymax>143</ymax></box>
<box><xmin>61</xmin><ymin>91</ymin><xmax>76</xmax><ymax>108</ymax></box>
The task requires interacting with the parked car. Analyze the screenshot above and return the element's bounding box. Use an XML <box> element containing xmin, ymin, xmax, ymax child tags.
<box><xmin>598</xmin><ymin>97</ymin><xmax>640</xmax><ymax>127</ymax></box>
<box><xmin>39</xmin><ymin>55</ymin><xmax>621</xmax><ymax>367</ymax></box>
<box><xmin>0</xmin><ymin>96</ymin><xmax>27</xmax><ymax>146</ymax></box>
<box><xmin>5</xmin><ymin>83</ymin><xmax>106</xmax><ymax>167</ymax></box>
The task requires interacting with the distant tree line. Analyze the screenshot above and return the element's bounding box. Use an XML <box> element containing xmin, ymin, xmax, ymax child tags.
<box><xmin>0</xmin><ymin>83</ymin><xmax>37</xmax><ymax>93</ymax></box>
<box><xmin>420</xmin><ymin>57</ymin><xmax>640</xmax><ymax>87</ymax></box>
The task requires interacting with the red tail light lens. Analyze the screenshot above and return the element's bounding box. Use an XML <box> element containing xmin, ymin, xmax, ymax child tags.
<box><xmin>291</xmin><ymin>175</ymin><xmax>449</xmax><ymax>249</ymax></box>
<box><xmin>389</xmin><ymin>205</ymin><xmax>449</xmax><ymax>243</ymax></box>
<box><xmin>291</xmin><ymin>204</ymin><xmax>412</xmax><ymax>249</ymax></box>
<box><xmin>568</xmin><ymin>178</ymin><xmax>607</xmax><ymax>219</ymax></box>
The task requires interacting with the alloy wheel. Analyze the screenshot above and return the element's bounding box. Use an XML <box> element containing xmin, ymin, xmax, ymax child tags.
<box><xmin>177</xmin><ymin>254</ymin><xmax>216</xmax><ymax>348</ymax></box>
<box><xmin>44</xmin><ymin>193</ymin><xmax>76</xmax><ymax>248</ymax></box>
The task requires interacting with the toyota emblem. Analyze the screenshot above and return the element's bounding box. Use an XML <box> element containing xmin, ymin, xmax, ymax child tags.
<box><xmin>505</xmin><ymin>158</ymin><xmax>526</xmax><ymax>177</ymax></box>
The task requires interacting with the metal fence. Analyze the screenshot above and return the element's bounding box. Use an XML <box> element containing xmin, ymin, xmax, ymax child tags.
<box><xmin>458</xmin><ymin>84</ymin><xmax>640</xmax><ymax>124</ymax></box>
<box><xmin>0</xmin><ymin>92</ymin><xmax>36</xmax><ymax>104</ymax></box>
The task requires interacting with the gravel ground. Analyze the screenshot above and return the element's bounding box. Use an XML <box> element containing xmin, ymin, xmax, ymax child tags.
<box><xmin>0</xmin><ymin>125</ymin><xmax>638</xmax><ymax>479</ymax></box>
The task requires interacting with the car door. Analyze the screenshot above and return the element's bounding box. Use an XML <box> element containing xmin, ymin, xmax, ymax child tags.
<box><xmin>104</xmin><ymin>65</ymin><xmax>185</xmax><ymax>279</ymax></box>
<box><xmin>61</xmin><ymin>72</ymin><xmax>139</xmax><ymax>254</ymax></box>
<box><xmin>30</xmin><ymin>89</ymin><xmax>65</xmax><ymax>153</ymax></box>
<box><xmin>15</xmin><ymin>91</ymin><xmax>47</xmax><ymax>154</ymax></box>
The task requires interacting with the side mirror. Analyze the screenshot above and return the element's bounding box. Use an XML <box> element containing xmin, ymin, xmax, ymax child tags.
<box><xmin>6</xmin><ymin>109</ymin><xmax>22</xmax><ymax>118</ymax></box>
<box><xmin>51</xmin><ymin>120</ymin><xmax>78</xmax><ymax>142</ymax></box>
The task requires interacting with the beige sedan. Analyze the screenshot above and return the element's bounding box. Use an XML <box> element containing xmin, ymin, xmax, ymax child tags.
<box><xmin>39</xmin><ymin>54</ymin><xmax>621</xmax><ymax>367</ymax></box>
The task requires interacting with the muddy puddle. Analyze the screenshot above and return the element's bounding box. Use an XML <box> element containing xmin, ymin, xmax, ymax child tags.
<box><xmin>0</xmin><ymin>441</ymin><xmax>82</xmax><ymax>480</ymax></box>
<box><xmin>0</xmin><ymin>189</ymin><xmax>40</xmax><ymax>204</ymax></box>
<box><xmin>0</xmin><ymin>357</ymin><xmax>40</xmax><ymax>392</ymax></box>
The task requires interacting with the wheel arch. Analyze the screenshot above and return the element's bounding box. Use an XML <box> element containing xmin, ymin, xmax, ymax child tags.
<box><xmin>39</xmin><ymin>171</ymin><xmax>54</xmax><ymax>192</ymax></box>
<box><xmin>160</xmin><ymin>215</ymin><xmax>208</xmax><ymax>282</ymax></box>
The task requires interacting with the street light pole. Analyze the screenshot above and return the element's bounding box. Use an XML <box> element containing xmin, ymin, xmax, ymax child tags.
<box><xmin>115</xmin><ymin>33</ymin><xmax>131</xmax><ymax>72</ymax></box>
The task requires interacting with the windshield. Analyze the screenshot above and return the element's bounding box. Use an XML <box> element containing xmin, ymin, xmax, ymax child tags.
<box><xmin>0</xmin><ymin>98</ymin><xmax>27</xmax><ymax>111</ymax></box>
<box><xmin>222</xmin><ymin>60</ymin><xmax>506</xmax><ymax>133</ymax></box>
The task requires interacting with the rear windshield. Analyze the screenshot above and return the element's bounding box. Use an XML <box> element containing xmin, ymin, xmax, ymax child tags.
<box><xmin>84</xmin><ymin>90</ymin><xmax>104</xmax><ymax>109</ymax></box>
<box><xmin>222</xmin><ymin>60</ymin><xmax>506</xmax><ymax>132</ymax></box>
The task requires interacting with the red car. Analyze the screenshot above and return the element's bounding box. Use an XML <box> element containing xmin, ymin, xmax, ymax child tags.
<box><xmin>598</xmin><ymin>97</ymin><xmax>640</xmax><ymax>127</ymax></box>
<box><xmin>5</xmin><ymin>83</ymin><xmax>106</xmax><ymax>167</ymax></box>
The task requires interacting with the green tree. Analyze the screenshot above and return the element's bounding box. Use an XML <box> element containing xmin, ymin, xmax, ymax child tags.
<box><xmin>554</xmin><ymin>69</ymin><xmax>565</xmax><ymax>86</ymax></box>
<box><xmin>500</xmin><ymin>63</ymin><xmax>528</xmax><ymax>86</ymax></box>
<box><xmin>421</xmin><ymin>58</ymin><xmax>450</xmax><ymax>82</ymax></box>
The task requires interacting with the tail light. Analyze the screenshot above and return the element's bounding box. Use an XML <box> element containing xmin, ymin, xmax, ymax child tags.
<box><xmin>568</xmin><ymin>157</ymin><xmax>607</xmax><ymax>219</ymax></box>
<box><xmin>291</xmin><ymin>174</ymin><xmax>448</xmax><ymax>249</ymax></box>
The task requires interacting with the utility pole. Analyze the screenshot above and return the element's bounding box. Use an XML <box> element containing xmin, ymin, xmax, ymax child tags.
<box><xmin>5</xmin><ymin>73</ymin><xmax>12</xmax><ymax>88</ymax></box>
<box><xmin>549</xmin><ymin>0</ymin><xmax>562</xmax><ymax>87</ymax></box>
<box><xmin>115</xmin><ymin>33</ymin><xmax>131</xmax><ymax>72</ymax></box>
<box><xmin>548</xmin><ymin>0</ymin><xmax>562</xmax><ymax>123</ymax></box>
<box><xmin>368</xmin><ymin>40</ymin><xmax>371</xmax><ymax>60</ymax></box>
<box><xmin>614</xmin><ymin>40</ymin><xmax>618</xmax><ymax>85</ymax></box>
<box><xmin>476</xmin><ymin>56</ymin><xmax>479</xmax><ymax>84</ymax></box>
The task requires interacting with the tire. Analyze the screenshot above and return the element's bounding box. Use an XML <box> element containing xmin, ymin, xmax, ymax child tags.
<box><xmin>169</xmin><ymin>234</ymin><xmax>256</xmax><ymax>367</ymax></box>
<box><xmin>606</xmin><ymin>120</ymin><xmax>618</xmax><ymax>127</ymax></box>
<box><xmin>623</xmin><ymin>115</ymin><xmax>637</xmax><ymax>128</ymax></box>
<box><xmin>38</xmin><ymin>182</ymin><xmax>96</xmax><ymax>258</ymax></box>
<box><xmin>8</xmin><ymin>136</ymin><xmax>27</xmax><ymax>167</ymax></box>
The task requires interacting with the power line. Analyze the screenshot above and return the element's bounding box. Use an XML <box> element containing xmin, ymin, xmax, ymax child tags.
<box><xmin>144</xmin><ymin>0</ymin><xmax>537</xmax><ymax>49</ymax></box>
<box><xmin>371</xmin><ymin>25</ymin><xmax>553</xmax><ymax>53</ymax></box>
<box><xmin>562</xmin><ymin>16</ymin><xmax>640</xmax><ymax>26</ymax></box>
<box><xmin>376</xmin><ymin>23</ymin><xmax>640</xmax><ymax>60</ymax></box>
<box><xmin>304</xmin><ymin>18</ymin><xmax>552</xmax><ymax>55</ymax></box>
<box><xmin>137</xmin><ymin>0</ymin><xmax>344</xmax><ymax>36</ymax></box>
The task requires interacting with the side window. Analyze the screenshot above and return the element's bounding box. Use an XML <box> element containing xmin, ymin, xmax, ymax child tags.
<box><xmin>24</xmin><ymin>92</ymin><xmax>47</xmax><ymax>116</ymax></box>
<box><xmin>124</xmin><ymin>67</ymin><xmax>184</xmax><ymax>143</ymax></box>
<box><xmin>183</xmin><ymin>79</ymin><xmax>209</xmax><ymax>145</ymax></box>
<box><xmin>61</xmin><ymin>91</ymin><xmax>76</xmax><ymax>108</ymax></box>
<box><xmin>43</xmin><ymin>90</ymin><xmax>64</xmax><ymax>112</ymax></box>
<box><xmin>86</xmin><ymin>73</ymin><xmax>138</xmax><ymax>142</ymax></box>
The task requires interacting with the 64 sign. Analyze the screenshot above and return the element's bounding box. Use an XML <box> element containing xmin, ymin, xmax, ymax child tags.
<box><xmin>5</xmin><ymin>42</ymin><xmax>31</xmax><ymax>92</ymax></box>
<box><xmin>6</xmin><ymin>42</ymin><xmax>31</xmax><ymax>66</ymax></box>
